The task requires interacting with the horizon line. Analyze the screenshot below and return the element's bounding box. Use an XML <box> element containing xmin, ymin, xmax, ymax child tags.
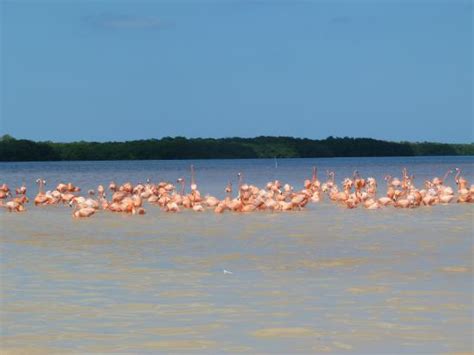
<box><xmin>2</xmin><ymin>134</ymin><xmax>473</xmax><ymax>146</ymax></box>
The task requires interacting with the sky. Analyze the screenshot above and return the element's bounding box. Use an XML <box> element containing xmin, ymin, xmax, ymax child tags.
<box><xmin>1</xmin><ymin>0</ymin><xmax>472</xmax><ymax>143</ymax></box>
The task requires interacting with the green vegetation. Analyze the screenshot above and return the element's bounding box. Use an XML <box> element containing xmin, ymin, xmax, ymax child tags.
<box><xmin>1</xmin><ymin>134</ymin><xmax>472</xmax><ymax>162</ymax></box>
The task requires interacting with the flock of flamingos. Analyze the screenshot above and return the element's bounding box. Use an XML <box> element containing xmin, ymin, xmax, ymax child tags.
<box><xmin>0</xmin><ymin>166</ymin><xmax>473</xmax><ymax>218</ymax></box>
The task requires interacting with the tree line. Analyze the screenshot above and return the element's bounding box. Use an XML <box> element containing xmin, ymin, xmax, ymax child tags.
<box><xmin>0</xmin><ymin>134</ymin><xmax>472</xmax><ymax>162</ymax></box>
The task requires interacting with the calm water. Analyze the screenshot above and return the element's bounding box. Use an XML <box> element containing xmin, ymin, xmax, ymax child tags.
<box><xmin>1</xmin><ymin>157</ymin><xmax>473</xmax><ymax>353</ymax></box>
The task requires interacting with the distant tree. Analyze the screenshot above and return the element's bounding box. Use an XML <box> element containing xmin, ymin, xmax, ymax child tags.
<box><xmin>1</xmin><ymin>134</ymin><xmax>15</xmax><ymax>141</ymax></box>
<box><xmin>0</xmin><ymin>136</ymin><xmax>472</xmax><ymax>162</ymax></box>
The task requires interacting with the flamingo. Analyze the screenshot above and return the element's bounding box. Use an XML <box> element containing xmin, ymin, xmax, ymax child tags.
<box><xmin>73</xmin><ymin>206</ymin><xmax>95</xmax><ymax>218</ymax></box>
<box><xmin>4</xmin><ymin>200</ymin><xmax>26</xmax><ymax>212</ymax></box>
<box><xmin>15</xmin><ymin>182</ymin><xmax>27</xmax><ymax>196</ymax></box>
<box><xmin>454</xmin><ymin>168</ymin><xmax>472</xmax><ymax>203</ymax></box>
<box><xmin>34</xmin><ymin>179</ymin><xmax>49</xmax><ymax>205</ymax></box>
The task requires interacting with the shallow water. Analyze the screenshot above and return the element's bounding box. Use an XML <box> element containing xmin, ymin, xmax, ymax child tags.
<box><xmin>1</xmin><ymin>157</ymin><xmax>473</xmax><ymax>353</ymax></box>
<box><xmin>1</xmin><ymin>156</ymin><xmax>473</xmax><ymax>198</ymax></box>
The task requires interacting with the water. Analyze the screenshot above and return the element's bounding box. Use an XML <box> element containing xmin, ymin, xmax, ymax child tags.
<box><xmin>1</xmin><ymin>156</ymin><xmax>473</xmax><ymax>198</ymax></box>
<box><xmin>1</xmin><ymin>157</ymin><xmax>473</xmax><ymax>353</ymax></box>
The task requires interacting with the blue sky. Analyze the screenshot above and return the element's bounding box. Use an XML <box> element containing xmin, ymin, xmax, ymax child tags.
<box><xmin>1</xmin><ymin>1</ymin><xmax>472</xmax><ymax>143</ymax></box>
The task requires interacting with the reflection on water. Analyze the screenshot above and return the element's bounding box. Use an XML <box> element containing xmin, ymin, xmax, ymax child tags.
<box><xmin>1</xmin><ymin>157</ymin><xmax>473</xmax><ymax>353</ymax></box>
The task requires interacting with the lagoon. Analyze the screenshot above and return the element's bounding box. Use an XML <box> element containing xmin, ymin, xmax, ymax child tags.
<box><xmin>1</xmin><ymin>156</ymin><xmax>473</xmax><ymax>353</ymax></box>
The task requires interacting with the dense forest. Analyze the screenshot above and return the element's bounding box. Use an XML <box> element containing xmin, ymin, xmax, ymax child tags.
<box><xmin>0</xmin><ymin>134</ymin><xmax>472</xmax><ymax>162</ymax></box>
